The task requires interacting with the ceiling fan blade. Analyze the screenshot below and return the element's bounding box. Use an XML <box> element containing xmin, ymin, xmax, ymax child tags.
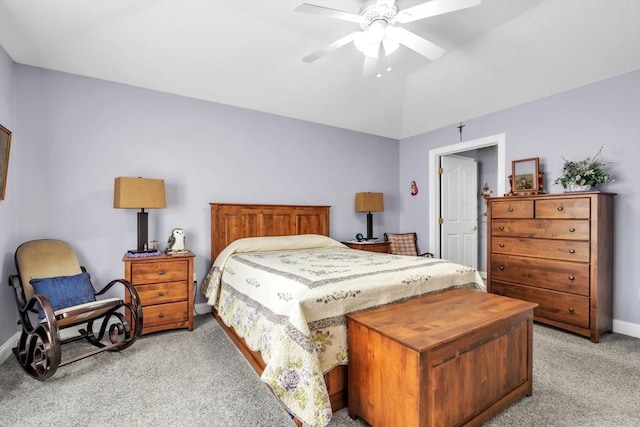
<box><xmin>397</xmin><ymin>28</ymin><xmax>445</xmax><ymax>61</ymax></box>
<box><xmin>302</xmin><ymin>32</ymin><xmax>358</xmax><ymax>63</ymax></box>
<box><xmin>396</xmin><ymin>0</ymin><xmax>481</xmax><ymax>24</ymax></box>
<box><xmin>363</xmin><ymin>55</ymin><xmax>377</xmax><ymax>78</ymax></box>
<box><xmin>294</xmin><ymin>3</ymin><xmax>362</xmax><ymax>24</ymax></box>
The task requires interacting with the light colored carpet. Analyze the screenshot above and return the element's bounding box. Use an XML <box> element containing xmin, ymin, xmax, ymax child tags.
<box><xmin>1</xmin><ymin>314</ymin><xmax>639</xmax><ymax>426</ymax></box>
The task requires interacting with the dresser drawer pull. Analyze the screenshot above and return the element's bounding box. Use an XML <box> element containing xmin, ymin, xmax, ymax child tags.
<box><xmin>499</xmin><ymin>265</ymin><xmax>505</xmax><ymax>270</ymax></box>
<box><xmin>158</xmin><ymin>312</ymin><xmax>164</xmax><ymax>318</ymax></box>
<box><xmin>499</xmin><ymin>226</ymin><xmax>505</xmax><ymax>231</ymax></box>
<box><xmin>568</xmin><ymin>307</ymin><xmax>575</xmax><ymax>313</ymax></box>
<box><xmin>557</xmin><ymin>206</ymin><xmax>564</xmax><ymax>211</ymax></box>
<box><xmin>569</xmin><ymin>249</ymin><xmax>575</xmax><ymax>254</ymax></box>
<box><xmin>158</xmin><ymin>291</ymin><xmax>165</xmax><ymax>296</ymax></box>
<box><xmin>507</xmin><ymin>207</ymin><xmax>514</xmax><ymax>212</ymax></box>
<box><xmin>569</xmin><ymin>227</ymin><xmax>576</xmax><ymax>232</ymax></box>
<box><xmin>568</xmin><ymin>275</ymin><xmax>575</xmax><ymax>281</ymax></box>
<box><xmin>499</xmin><ymin>243</ymin><xmax>505</xmax><ymax>247</ymax></box>
<box><xmin>157</xmin><ymin>270</ymin><xmax>165</xmax><ymax>275</ymax></box>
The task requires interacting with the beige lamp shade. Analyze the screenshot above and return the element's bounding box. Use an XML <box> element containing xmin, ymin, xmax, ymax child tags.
<box><xmin>114</xmin><ymin>177</ymin><xmax>166</xmax><ymax>209</ymax></box>
<box><xmin>355</xmin><ymin>192</ymin><xmax>384</xmax><ymax>212</ymax></box>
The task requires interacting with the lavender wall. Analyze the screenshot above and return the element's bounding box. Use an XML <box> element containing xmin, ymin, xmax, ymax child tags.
<box><xmin>0</xmin><ymin>45</ymin><xmax>17</xmax><ymax>346</ymax></box>
<box><xmin>0</xmin><ymin>64</ymin><xmax>399</xmax><ymax>349</ymax></box>
<box><xmin>399</xmin><ymin>70</ymin><xmax>640</xmax><ymax>331</ymax></box>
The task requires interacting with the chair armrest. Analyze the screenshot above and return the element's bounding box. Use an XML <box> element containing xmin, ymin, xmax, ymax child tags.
<box><xmin>96</xmin><ymin>279</ymin><xmax>143</xmax><ymax>337</ymax></box>
<box><xmin>96</xmin><ymin>279</ymin><xmax>141</xmax><ymax>308</ymax></box>
<box><xmin>21</xmin><ymin>294</ymin><xmax>59</xmax><ymax>334</ymax></box>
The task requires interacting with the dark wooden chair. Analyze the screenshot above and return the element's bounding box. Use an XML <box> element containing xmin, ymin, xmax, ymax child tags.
<box><xmin>384</xmin><ymin>232</ymin><xmax>434</xmax><ymax>258</ymax></box>
<box><xmin>8</xmin><ymin>239</ymin><xmax>143</xmax><ymax>380</ymax></box>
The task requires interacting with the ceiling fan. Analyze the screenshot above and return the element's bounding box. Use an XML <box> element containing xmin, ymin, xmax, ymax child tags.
<box><xmin>295</xmin><ymin>0</ymin><xmax>482</xmax><ymax>77</ymax></box>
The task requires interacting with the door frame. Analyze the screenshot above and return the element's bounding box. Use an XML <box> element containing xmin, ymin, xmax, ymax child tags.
<box><xmin>428</xmin><ymin>133</ymin><xmax>506</xmax><ymax>260</ymax></box>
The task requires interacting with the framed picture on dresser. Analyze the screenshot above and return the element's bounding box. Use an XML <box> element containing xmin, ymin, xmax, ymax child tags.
<box><xmin>0</xmin><ymin>124</ymin><xmax>12</xmax><ymax>200</ymax></box>
<box><xmin>509</xmin><ymin>157</ymin><xmax>543</xmax><ymax>195</ymax></box>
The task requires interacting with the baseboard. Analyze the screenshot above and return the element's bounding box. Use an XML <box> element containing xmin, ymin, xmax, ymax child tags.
<box><xmin>0</xmin><ymin>331</ymin><xmax>20</xmax><ymax>365</ymax></box>
<box><xmin>194</xmin><ymin>302</ymin><xmax>211</xmax><ymax>316</ymax></box>
<box><xmin>613</xmin><ymin>319</ymin><xmax>640</xmax><ymax>338</ymax></box>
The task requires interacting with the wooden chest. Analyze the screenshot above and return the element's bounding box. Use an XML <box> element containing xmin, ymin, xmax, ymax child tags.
<box><xmin>487</xmin><ymin>192</ymin><xmax>615</xmax><ymax>342</ymax></box>
<box><xmin>347</xmin><ymin>289</ymin><xmax>537</xmax><ymax>427</ymax></box>
<box><xmin>123</xmin><ymin>252</ymin><xmax>195</xmax><ymax>335</ymax></box>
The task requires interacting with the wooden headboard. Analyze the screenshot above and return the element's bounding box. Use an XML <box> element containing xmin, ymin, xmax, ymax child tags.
<box><xmin>210</xmin><ymin>203</ymin><xmax>331</xmax><ymax>262</ymax></box>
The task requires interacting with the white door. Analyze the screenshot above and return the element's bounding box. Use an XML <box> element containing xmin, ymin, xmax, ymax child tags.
<box><xmin>440</xmin><ymin>155</ymin><xmax>478</xmax><ymax>268</ymax></box>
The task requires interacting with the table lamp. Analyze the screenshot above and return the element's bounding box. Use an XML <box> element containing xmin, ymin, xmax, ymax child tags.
<box><xmin>114</xmin><ymin>177</ymin><xmax>166</xmax><ymax>253</ymax></box>
<box><xmin>355</xmin><ymin>192</ymin><xmax>384</xmax><ymax>240</ymax></box>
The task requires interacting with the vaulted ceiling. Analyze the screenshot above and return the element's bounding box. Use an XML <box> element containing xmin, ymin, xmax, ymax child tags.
<box><xmin>1</xmin><ymin>0</ymin><xmax>638</xmax><ymax>139</ymax></box>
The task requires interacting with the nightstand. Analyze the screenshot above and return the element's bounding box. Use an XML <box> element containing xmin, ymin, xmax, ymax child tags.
<box><xmin>123</xmin><ymin>251</ymin><xmax>195</xmax><ymax>335</ymax></box>
<box><xmin>342</xmin><ymin>241</ymin><xmax>390</xmax><ymax>254</ymax></box>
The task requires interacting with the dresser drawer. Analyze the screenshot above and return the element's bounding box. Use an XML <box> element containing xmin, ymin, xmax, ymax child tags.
<box><xmin>491</xmin><ymin>200</ymin><xmax>533</xmax><ymax>218</ymax></box>
<box><xmin>492</xmin><ymin>237</ymin><xmax>590</xmax><ymax>262</ymax></box>
<box><xmin>492</xmin><ymin>219</ymin><xmax>590</xmax><ymax>240</ymax></box>
<box><xmin>131</xmin><ymin>260</ymin><xmax>189</xmax><ymax>284</ymax></box>
<box><xmin>142</xmin><ymin>301</ymin><xmax>189</xmax><ymax>327</ymax></box>
<box><xmin>535</xmin><ymin>198</ymin><xmax>590</xmax><ymax>219</ymax></box>
<box><xmin>491</xmin><ymin>254</ymin><xmax>589</xmax><ymax>296</ymax></box>
<box><xmin>491</xmin><ymin>281</ymin><xmax>589</xmax><ymax>329</ymax></box>
<box><xmin>135</xmin><ymin>281</ymin><xmax>188</xmax><ymax>305</ymax></box>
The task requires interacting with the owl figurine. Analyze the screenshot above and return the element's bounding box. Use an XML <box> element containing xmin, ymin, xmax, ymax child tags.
<box><xmin>165</xmin><ymin>228</ymin><xmax>186</xmax><ymax>254</ymax></box>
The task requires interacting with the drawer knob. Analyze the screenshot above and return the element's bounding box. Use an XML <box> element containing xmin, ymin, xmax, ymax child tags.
<box><xmin>569</xmin><ymin>249</ymin><xmax>575</xmax><ymax>254</ymax></box>
<box><xmin>569</xmin><ymin>227</ymin><xmax>576</xmax><ymax>232</ymax></box>
<box><xmin>507</xmin><ymin>207</ymin><xmax>514</xmax><ymax>212</ymax></box>
<box><xmin>158</xmin><ymin>312</ymin><xmax>164</xmax><ymax>318</ymax></box>
<box><xmin>158</xmin><ymin>270</ymin><xmax>165</xmax><ymax>275</ymax></box>
<box><xmin>499</xmin><ymin>265</ymin><xmax>505</xmax><ymax>270</ymax></box>
<box><xmin>158</xmin><ymin>291</ymin><xmax>165</xmax><ymax>296</ymax></box>
<box><xmin>499</xmin><ymin>226</ymin><xmax>505</xmax><ymax>231</ymax></box>
<box><xmin>557</xmin><ymin>206</ymin><xmax>564</xmax><ymax>211</ymax></box>
<box><xmin>568</xmin><ymin>307</ymin><xmax>575</xmax><ymax>313</ymax></box>
<box><xmin>499</xmin><ymin>243</ymin><xmax>505</xmax><ymax>248</ymax></box>
<box><xmin>568</xmin><ymin>275</ymin><xmax>575</xmax><ymax>281</ymax></box>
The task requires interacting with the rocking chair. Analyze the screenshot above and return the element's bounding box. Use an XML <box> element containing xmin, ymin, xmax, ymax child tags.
<box><xmin>8</xmin><ymin>239</ymin><xmax>143</xmax><ymax>380</ymax></box>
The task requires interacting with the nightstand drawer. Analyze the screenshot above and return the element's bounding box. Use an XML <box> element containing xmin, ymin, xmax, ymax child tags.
<box><xmin>342</xmin><ymin>241</ymin><xmax>390</xmax><ymax>253</ymax></box>
<box><xmin>136</xmin><ymin>281</ymin><xmax>188</xmax><ymax>305</ymax></box>
<box><xmin>131</xmin><ymin>260</ymin><xmax>188</xmax><ymax>284</ymax></box>
<box><xmin>142</xmin><ymin>301</ymin><xmax>188</xmax><ymax>327</ymax></box>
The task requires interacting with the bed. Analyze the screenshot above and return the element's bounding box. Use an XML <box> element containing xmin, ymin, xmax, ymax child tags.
<box><xmin>202</xmin><ymin>203</ymin><xmax>485</xmax><ymax>427</ymax></box>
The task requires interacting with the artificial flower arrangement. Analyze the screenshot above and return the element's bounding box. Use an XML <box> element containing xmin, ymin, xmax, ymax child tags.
<box><xmin>555</xmin><ymin>145</ymin><xmax>613</xmax><ymax>191</ymax></box>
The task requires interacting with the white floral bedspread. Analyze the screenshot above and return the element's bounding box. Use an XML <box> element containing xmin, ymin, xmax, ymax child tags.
<box><xmin>202</xmin><ymin>235</ymin><xmax>485</xmax><ymax>427</ymax></box>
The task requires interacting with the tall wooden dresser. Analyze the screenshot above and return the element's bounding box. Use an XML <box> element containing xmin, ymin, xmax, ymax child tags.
<box><xmin>487</xmin><ymin>192</ymin><xmax>615</xmax><ymax>342</ymax></box>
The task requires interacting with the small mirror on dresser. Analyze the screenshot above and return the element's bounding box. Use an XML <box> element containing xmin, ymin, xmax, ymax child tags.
<box><xmin>508</xmin><ymin>157</ymin><xmax>544</xmax><ymax>195</ymax></box>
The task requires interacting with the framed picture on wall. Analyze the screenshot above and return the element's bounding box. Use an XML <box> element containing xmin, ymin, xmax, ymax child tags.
<box><xmin>1</xmin><ymin>124</ymin><xmax>12</xmax><ymax>200</ymax></box>
<box><xmin>509</xmin><ymin>157</ymin><xmax>544</xmax><ymax>195</ymax></box>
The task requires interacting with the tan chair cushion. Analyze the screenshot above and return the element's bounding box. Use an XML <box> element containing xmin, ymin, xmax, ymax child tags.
<box><xmin>16</xmin><ymin>239</ymin><xmax>83</xmax><ymax>301</ymax></box>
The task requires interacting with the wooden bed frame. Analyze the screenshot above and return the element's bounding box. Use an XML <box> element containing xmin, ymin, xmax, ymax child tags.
<box><xmin>209</xmin><ymin>202</ymin><xmax>348</xmax><ymax>417</ymax></box>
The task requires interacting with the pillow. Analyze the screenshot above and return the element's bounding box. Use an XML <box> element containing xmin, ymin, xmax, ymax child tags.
<box><xmin>30</xmin><ymin>272</ymin><xmax>96</xmax><ymax>319</ymax></box>
<box><xmin>385</xmin><ymin>233</ymin><xmax>419</xmax><ymax>256</ymax></box>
